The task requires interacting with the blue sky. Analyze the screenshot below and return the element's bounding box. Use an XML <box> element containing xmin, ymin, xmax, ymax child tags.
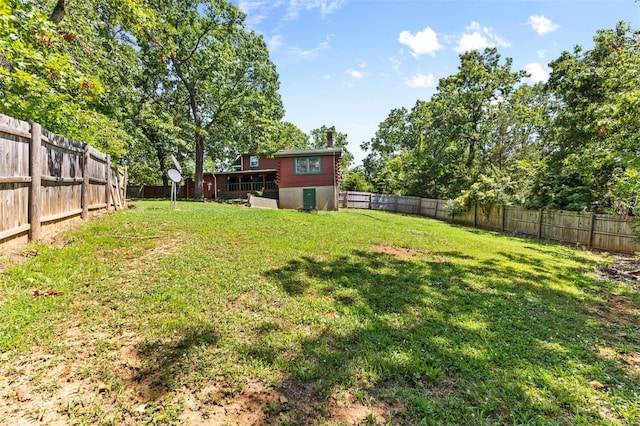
<box><xmin>233</xmin><ymin>0</ymin><xmax>640</xmax><ymax>166</ymax></box>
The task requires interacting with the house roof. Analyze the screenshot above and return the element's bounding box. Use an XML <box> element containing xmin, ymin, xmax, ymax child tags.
<box><xmin>273</xmin><ymin>147</ymin><xmax>342</xmax><ymax>157</ymax></box>
<box><xmin>207</xmin><ymin>169</ymin><xmax>276</xmax><ymax>176</ymax></box>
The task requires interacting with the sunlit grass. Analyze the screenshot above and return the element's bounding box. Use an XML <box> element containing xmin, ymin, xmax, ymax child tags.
<box><xmin>1</xmin><ymin>200</ymin><xmax>638</xmax><ymax>424</ymax></box>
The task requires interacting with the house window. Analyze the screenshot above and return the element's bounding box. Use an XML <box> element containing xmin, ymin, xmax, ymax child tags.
<box><xmin>249</xmin><ymin>156</ymin><xmax>260</xmax><ymax>168</ymax></box>
<box><xmin>295</xmin><ymin>157</ymin><xmax>322</xmax><ymax>174</ymax></box>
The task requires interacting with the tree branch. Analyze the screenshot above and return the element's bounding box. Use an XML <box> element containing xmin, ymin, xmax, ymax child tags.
<box><xmin>49</xmin><ymin>0</ymin><xmax>69</xmax><ymax>24</ymax></box>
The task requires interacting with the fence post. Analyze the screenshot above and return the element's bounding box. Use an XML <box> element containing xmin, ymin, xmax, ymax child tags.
<box><xmin>588</xmin><ymin>212</ymin><xmax>596</xmax><ymax>249</ymax></box>
<box><xmin>123</xmin><ymin>166</ymin><xmax>128</xmax><ymax>205</ymax></box>
<box><xmin>28</xmin><ymin>121</ymin><xmax>42</xmax><ymax>242</ymax></box>
<box><xmin>501</xmin><ymin>204</ymin><xmax>506</xmax><ymax>232</ymax></box>
<box><xmin>451</xmin><ymin>202</ymin><xmax>455</xmax><ymax>223</ymax></box>
<box><xmin>538</xmin><ymin>209</ymin><xmax>544</xmax><ymax>239</ymax></box>
<box><xmin>369</xmin><ymin>192</ymin><xmax>372</xmax><ymax>210</ymax></box>
<box><xmin>81</xmin><ymin>144</ymin><xmax>90</xmax><ymax>220</ymax></box>
<box><xmin>105</xmin><ymin>155</ymin><xmax>111</xmax><ymax>210</ymax></box>
<box><xmin>473</xmin><ymin>203</ymin><xmax>478</xmax><ymax>228</ymax></box>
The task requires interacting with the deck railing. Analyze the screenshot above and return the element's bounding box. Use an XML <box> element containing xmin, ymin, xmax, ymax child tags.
<box><xmin>225</xmin><ymin>181</ymin><xmax>277</xmax><ymax>192</ymax></box>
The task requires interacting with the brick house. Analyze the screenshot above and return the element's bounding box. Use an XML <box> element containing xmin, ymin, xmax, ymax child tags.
<box><xmin>184</xmin><ymin>147</ymin><xmax>342</xmax><ymax>211</ymax></box>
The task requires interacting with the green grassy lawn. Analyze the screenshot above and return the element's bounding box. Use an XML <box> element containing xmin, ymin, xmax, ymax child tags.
<box><xmin>1</xmin><ymin>200</ymin><xmax>638</xmax><ymax>425</ymax></box>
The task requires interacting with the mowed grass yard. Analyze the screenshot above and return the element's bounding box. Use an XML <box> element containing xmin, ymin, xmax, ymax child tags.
<box><xmin>0</xmin><ymin>200</ymin><xmax>639</xmax><ymax>425</ymax></box>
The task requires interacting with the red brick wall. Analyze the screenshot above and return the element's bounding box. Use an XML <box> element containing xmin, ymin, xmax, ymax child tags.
<box><xmin>277</xmin><ymin>154</ymin><xmax>340</xmax><ymax>188</ymax></box>
<box><xmin>241</xmin><ymin>155</ymin><xmax>279</xmax><ymax>170</ymax></box>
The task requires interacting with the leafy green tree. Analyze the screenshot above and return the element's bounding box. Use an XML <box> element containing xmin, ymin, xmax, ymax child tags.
<box><xmin>125</xmin><ymin>36</ymin><xmax>192</xmax><ymax>192</ymax></box>
<box><xmin>269</xmin><ymin>121</ymin><xmax>310</xmax><ymax>152</ymax></box>
<box><xmin>309</xmin><ymin>125</ymin><xmax>353</xmax><ymax>170</ymax></box>
<box><xmin>402</xmin><ymin>100</ymin><xmax>459</xmax><ymax>198</ymax></box>
<box><xmin>340</xmin><ymin>166</ymin><xmax>373</xmax><ymax>192</ymax></box>
<box><xmin>0</xmin><ymin>0</ymin><xmax>143</xmax><ymax>160</ymax></box>
<box><xmin>538</xmin><ymin>22</ymin><xmax>640</xmax><ymax>213</ymax></box>
<box><xmin>361</xmin><ymin>107</ymin><xmax>411</xmax><ymax>194</ymax></box>
<box><xmin>141</xmin><ymin>0</ymin><xmax>283</xmax><ymax>199</ymax></box>
<box><xmin>429</xmin><ymin>48</ymin><xmax>527</xmax><ymax>194</ymax></box>
<box><xmin>363</xmin><ymin>50</ymin><xmax>530</xmax><ymax>200</ymax></box>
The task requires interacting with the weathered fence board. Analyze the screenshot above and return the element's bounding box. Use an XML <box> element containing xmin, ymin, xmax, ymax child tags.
<box><xmin>592</xmin><ymin>215</ymin><xmax>638</xmax><ymax>253</ymax></box>
<box><xmin>372</xmin><ymin>194</ymin><xmax>397</xmax><ymax>211</ymax></box>
<box><xmin>339</xmin><ymin>191</ymin><xmax>640</xmax><ymax>253</ymax></box>
<box><xmin>504</xmin><ymin>206</ymin><xmax>541</xmax><ymax>236</ymax></box>
<box><xmin>0</xmin><ymin>113</ymin><xmax>126</xmax><ymax>246</ymax></box>
<box><xmin>475</xmin><ymin>204</ymin><xmax>503</xmax><ymax>231</ymax></box>
<box><xmin>397</xmin><ymin>196</ymin><xmax>421</xmax><ymax>214</ymax></box>
<box><xmin>348</xmin><ymin>191</ymin><xmax>372</xmax><ymax>209</ymax></box>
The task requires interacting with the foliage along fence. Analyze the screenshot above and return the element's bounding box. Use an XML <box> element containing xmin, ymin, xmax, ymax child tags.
<box><xmin>0</xmin><ymin>113</ymin><xmax>126</xmax><ymax>246</ymax></box>
<box><xmin>339</xmin><ymin>191</ymin><xmax>640</xmax><ymax>254</ymax></box>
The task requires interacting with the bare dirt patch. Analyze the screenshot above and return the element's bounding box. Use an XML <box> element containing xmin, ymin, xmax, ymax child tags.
<box><xmin>1</xmin><ymin>344</ymin><xmax>403</xmax><ymax>425</ymax></box>
<box><xmin>0</xmin><ymin>247</ymin><xmax>38</xmax><ymax>275</ymax></box>
<box><xmin>371</xmin><ymin>244</ymin><xmax>420</xmax><ymax>259</ymax></box>
<box><xmin>172</xmin><ymin>374</ymin><xmax>400</xmax><ymax>425</ymax></box>
<box><xmin>592</xmin><ymin>253</ymin><xmax>640</xmax><ymax>328</ymax></box>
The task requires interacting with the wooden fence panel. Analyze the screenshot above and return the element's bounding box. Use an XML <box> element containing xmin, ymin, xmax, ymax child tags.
<box><xmin>0</xmin><ymin>113</ymin><xmax>126</xmax><ymax>246</ymax></box>
<box><xmin>374</xmin><ymin>194</ymin><xmax>400</xmax><ymax>212</ymax></box>
<box><xmin>346</xmin><ymin>191</ymin><xmax>371</xmax><ymax>209</ymax></box>
<box><xmin>475</xmin><ymin>204</ymin><xmax>503</xmax><ymax>231</ymax></box>
<box><xmin>397</xmin><ymin>196</ymin><xmax>421</xmax><ymax>214</ymax></box>
<box><xmin>108</xmin><ymin>166</ymin><xmax>124</xmax><ymax>210</ymax></box>
<box><xmin>592</xmin><ymin>215</ymin><xmax>639</xmax><ymax>253</ymax></box>
<box><xmin>420</xmin><ymin>198</ymin><xmax>438</xmax><ymax>217</ymax></box>
<box><xmin>40</xmin><ymin>130</ymin><xmax>84</xmax><ymax>222</ymax></box>
<box><xmin>338</xmin><ymin>191</ymin><xmax>347</xmax><ymax>208</ymax></box>
<box><xmin>453</xmin><ymin>209</ymin><xmax>474</xmax><ymax>226</ymax></box>
<box><xmin>0</xmin><ymin>115</ymin><xmax>31</xmax><ymax>240</ymax></box>
<box><xmin>434</xmin><ymin>200</ymin><xmax>451</xmax><ymax>221</ymax></box>
<box><xmin>88</xmin><ymin>147</ymin><xmax>108</xmax><ymax>209</ymax></box>
<box><xmin>542</xmin><ymin>210</ymin><xmax>590</xmax><ymax>246</ymax></box>
<box><xmin>503</xmin><ymin>206</ymin><xmax>539</xmax><ymax>236</ymax></box>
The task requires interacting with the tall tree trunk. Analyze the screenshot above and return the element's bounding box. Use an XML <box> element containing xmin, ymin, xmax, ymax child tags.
<box><xmin>49</xmin><ymin>0</ymin><xmax>68</xmax><ymax>24</ymax></box>
<box><xmin>171</xmin><ymin>55</ymin><xmax>204</xmax><ymax>200</ymax></box>
<box><xmin>194</xmin><ymin>133</ymin><xmax>204</xmax><ymax>200</ymax></box>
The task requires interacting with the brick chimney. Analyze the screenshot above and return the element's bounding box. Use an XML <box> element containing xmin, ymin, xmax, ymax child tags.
<box><xmin>326</xmin><ymin>128</ymin><xmax>334</xmax><ymax>147</ymax></box>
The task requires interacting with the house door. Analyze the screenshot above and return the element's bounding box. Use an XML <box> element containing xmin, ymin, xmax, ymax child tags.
<box><xmin>303</xmin><ymin>188</ymin><xmax>316</xmax><ymax>210</ymax></box>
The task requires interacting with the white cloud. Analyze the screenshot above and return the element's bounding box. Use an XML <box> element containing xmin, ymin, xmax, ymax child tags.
<box><xmin>287</xmin><ymin>34</ymin><xmax>332</xmax><ymax>57</ymax></box>
<box><xmin>238</xmin><ymin>1</ymin><xmax>268</xmax><ymax>27</ymax></box>
<box><xmin>287</xmin><ymin>40</ymin><xmax>329</xmax><ymax>57</ymax></box>
<box><xmin>283</xmin><ymin>0</ymin><xmax>347</xmax><ymax>20</ymax></box>
<box><xmin>266</xmin><ymin>34</ymin><xmax>284</xmax><ymax>52</ymax></box>
<box><xmin>346</xmin><ymin>68</ymin><xmax>364</xmax><ymax>79</ymax></box>
<box><xmin>455</xmin><ymin>21</ymin><xmax>511</xmax><ymax>53</ymax></box>
<box><xmin>398</xmin><ymin>27</ymin><xmax>442</xmax><ymax>56</ymax></box>
<box><xmin>527</xmin><ymin>15</ymin><xmax>559</xmax><ymax>36</ymax></box>
<box><xmin>536</xmin><ymin>49</ymin><xmax>546</xmax><ymax>59</ymax></box>
<box><xmin>525</xmin><ymin>63</ymin><xmax>550</xmax><ymax>83</ymax></box>
<box><xmin>406</xmin><ymin>73</ymin><xmax>435</xmax><ymax>88</ymax></box>
<box><xmin>389</xmin><ymin>56</ymin><xmax>402</xmax><ymax>74</ymax></box>
<box><xmin>457</xmin><ymin>32</ymin><xmax>489</xmax><ymax>53</ymax></box>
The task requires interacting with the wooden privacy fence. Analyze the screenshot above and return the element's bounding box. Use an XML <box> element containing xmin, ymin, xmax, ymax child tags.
<box><xmin>1</xmin><ymin>113</ymin><xmax>126</xmax><ymax>245</ymax></box>
<box><xmin>339</xmin><ymin>191</ymin><xmax>640</xmax><ymax>254</ymax></box>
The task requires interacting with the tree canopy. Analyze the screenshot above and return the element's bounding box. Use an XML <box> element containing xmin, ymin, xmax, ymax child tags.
<box><xmin>3</xmin><ymin>2</ymin><xmax>639</xmax><ymax>212</ymax></box>
<box><xmin>361</xmin><ymin>22</ymin><xmax>640</xmax><ymax>216</ymax></box>
<box><xmin>1</xmin><ymin>0</ymin><xmax>285</xmax><ymax>199</ymax></box>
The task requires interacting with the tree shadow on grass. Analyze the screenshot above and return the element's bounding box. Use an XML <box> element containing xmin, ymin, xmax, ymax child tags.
<box><xmin>259</xmin><ymin>247</ymin><xmax>639</xmax><ymax>424</ymax></box>
<box><xmin>134</xmin><ymin>325</ymin><xmax>220</xmax><ymax>396</ymax></box>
